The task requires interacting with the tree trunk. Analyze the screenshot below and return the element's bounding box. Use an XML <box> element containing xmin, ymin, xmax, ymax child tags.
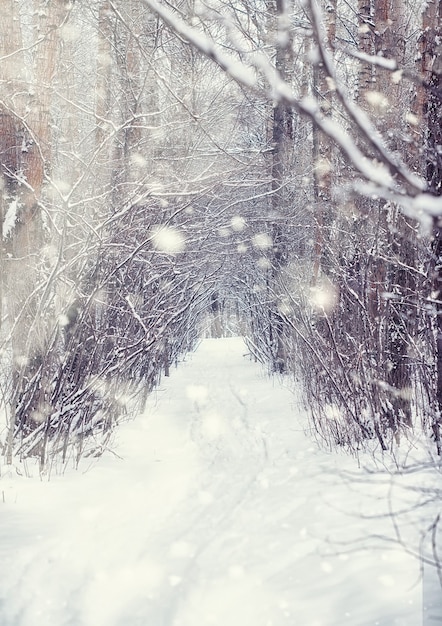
<box><xmin>0</xmin><ymin>0</ymin><xmax>26</xmax><ymax>462</ymax></box>
<box><xmin>96</xmin><ymin>0</ymin><xmax>113</xmax><ymax>151</ymax></box>
<box><xmin>266</xmin><ymin>0</ymin><xmax>294</xmax><ymax>373</ymax></box>
<box><xmin>372</xmin><ymin>0</ymin><xmax>414</xmax><ymax>433</ymax></box>
<box><xmin>423</xmin><ymin>0</ymin><xmax>442</xmax><ymax>453</ymax></box>
<box><xmin>357</xmin><ymin>0</ymin><xmax>374</xmax><ymax>100</ymax></box>
<box><xmin>311</xmin><ymin>0</ymin><xmax>336</xmax><ymax>284</ymax></box>
<box><xmin>6</xmin><ymin>0</ymin><xmax>70</xmax><ymax>457</ymax></box>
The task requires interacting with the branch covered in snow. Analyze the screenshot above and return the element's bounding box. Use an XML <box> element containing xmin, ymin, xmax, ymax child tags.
<box><xmin>141</xmin><ymin>0</ymin><xmax>429</xmax><ymax>217</ymax></box>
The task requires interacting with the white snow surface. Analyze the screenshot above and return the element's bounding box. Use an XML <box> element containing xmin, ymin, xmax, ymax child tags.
<box><xmin>3</xmin><ymin>199</ymin><xmax>18</xmax><ymax>239</ymax></box>
<box><xmin>0</xmin><ymin>338</ymin><xmax>439</xmax><ymax>625</ymax></box>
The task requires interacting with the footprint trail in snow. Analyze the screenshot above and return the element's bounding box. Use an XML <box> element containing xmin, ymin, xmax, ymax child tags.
<box><xmin>0</xmin><ymin>338</ymin><xmax>425</xmax><ymax>625</ymax></box>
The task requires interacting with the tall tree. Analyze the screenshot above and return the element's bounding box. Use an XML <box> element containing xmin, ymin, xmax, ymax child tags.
<box><xmin>372</xmin><ymin>0</ymin><xmax>415</xmax><ymax>433</ymax></box>
<box><xmin>311</xmin><ymin>0</ymin><xmax>336</xmax><ymax>284</ymax></box>
<box><xmin>5</xmin><ymin>0</ymin><xmax>71</xmax><ymax>459</ymax></box>
<box><xmin>423</xmin><ymin>0</ymin><xmax>442</xmax><ymax>453</ymax></box>
<box><xmin>266</xmin><ymin>0</ymin><xmax>295</xmax><ymax>372</ymax></box>
<box><xmin>0</xmin><ymin>0</ymin><xmax>26</xmax><ymax>335</ymax></box>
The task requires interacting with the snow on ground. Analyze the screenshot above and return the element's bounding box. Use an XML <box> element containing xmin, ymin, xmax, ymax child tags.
<box><xmin>0</xmin><ymin>337</ymin><xmax>440</xmax><ymax>625</ymax></box>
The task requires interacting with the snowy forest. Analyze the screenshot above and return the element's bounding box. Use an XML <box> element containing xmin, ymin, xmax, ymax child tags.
<box><xmin>1</xmin><ymin>0</ymin><xmax>441</xmax><ymax>463</ymax></box>
<box><xmin>1</xmin><ymin>0</ymin><xmax>442</xmax><ymax>620</ymax></box>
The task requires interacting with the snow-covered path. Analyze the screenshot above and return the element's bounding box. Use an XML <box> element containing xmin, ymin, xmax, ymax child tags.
<box><xmin>0</xmin><ymin>338</ymin><xmax>430</xmax><ymax>625</ymax></box>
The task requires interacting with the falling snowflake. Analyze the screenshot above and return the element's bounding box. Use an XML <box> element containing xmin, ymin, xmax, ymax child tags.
<box><xmin>252</xmin><ymin>233</ymin><xmax>272</xmax><ymax>250</ymax></box>
<box><xmin>152</xmin><ymin>226</ymin><xmax>186</xmax><ymax>254</ymax></box>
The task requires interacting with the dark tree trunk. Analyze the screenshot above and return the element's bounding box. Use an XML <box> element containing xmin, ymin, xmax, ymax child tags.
<box><xmin>266</xmin><ymin>0</ymin><xmax>294</xmax><ymax>373</ymax></box>
<box><xmin>424</xmin><ymin>0</ymin><xmax>442</xmax><ymax>453</ymax></box>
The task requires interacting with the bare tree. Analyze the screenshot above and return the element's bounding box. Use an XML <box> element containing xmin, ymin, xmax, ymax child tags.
<box><xmin>139</xmin><ymin>0</ymin><xmax>442</xmax><ymax>455</ymax></box>
<box><xmin>423</xmin><ymin>0</ymin><xmax>442</xmax><ymax>453</ymax></box>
